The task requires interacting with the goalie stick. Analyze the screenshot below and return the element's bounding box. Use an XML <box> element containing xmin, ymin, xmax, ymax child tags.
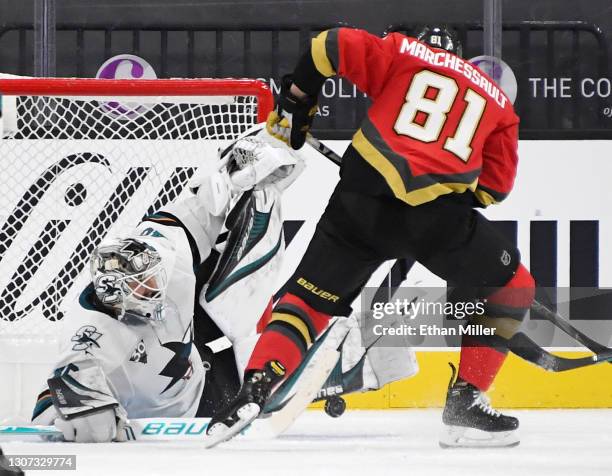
<box><xmin>0</xmin><ymin>417</ymin><xmax>283</xmax><ymax>442</ymax></box>
<box><xmin>1</xmin><ymin>418</ymin><xmax>217</xmax><ymax>442</ymax></box>
<box><xmin>0</xmin><ymin>419</ymin><xmax>213</xmax><ymax>442</ymax></box>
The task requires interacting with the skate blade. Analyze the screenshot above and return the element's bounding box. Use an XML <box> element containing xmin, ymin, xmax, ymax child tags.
<box><xmin>439</xmin><ymin>425</ymin><xmax>520</xmax><ymax>448</ymax></box>
<box><xmin>204</xmin><ymin>403</ymin><xmax>260</xmax><ymax>449</ymax></box>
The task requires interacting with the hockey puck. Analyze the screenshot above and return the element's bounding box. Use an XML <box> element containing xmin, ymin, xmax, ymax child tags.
<box><xmin>324</xmin><ymin>396</ymin><xmax>346</xmax><ymax>418</ymax></box>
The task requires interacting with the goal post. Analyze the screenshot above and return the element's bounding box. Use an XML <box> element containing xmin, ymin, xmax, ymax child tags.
<box><xmin>0</xmin><ymin>77</ymin><xmax>273</xmax><ymax>116</ymax></box>
<box><xmin>0</xmin><ymin>76</ymin><xmax>273</xmax><ymax>422</ymax></box>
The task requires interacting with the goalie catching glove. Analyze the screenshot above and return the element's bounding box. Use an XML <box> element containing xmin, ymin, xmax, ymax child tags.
<box><xmin>266</xmin><ymin>75</ymin><xmax>318</xmax><ymax>150</ymax></box>
<box><xmin>228</xmin><ymin>134</ymin><xmax>302</xmax><ymax>191</ymax></box>
<box><xmin>190</xmin><ymin>128</ymin><xmax>304</xmax><ymax>216</ymax></box>
<box><xmin>47</xmin><ymin>360</ymin><xmax>128</xmax><ymax>443</ymax></box>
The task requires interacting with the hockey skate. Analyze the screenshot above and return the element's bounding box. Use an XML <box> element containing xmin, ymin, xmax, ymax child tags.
<box><xmin>204</xmin><ymin>361</ymin><xmax>284</xmax><ymax>448</ymax></box>
<box><xmin>440</xmin><ymin>363</ymin><xmax>519</xmax><ymax>448</ymax></box>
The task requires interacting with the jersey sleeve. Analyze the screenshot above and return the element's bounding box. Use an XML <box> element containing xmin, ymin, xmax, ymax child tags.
<box><xmin>294</xmin><ymin>28</ymin><xmax>400</xmax><ymax>99</ymax></box>
<box><xmin>143</xmin><ymin>194</ymin><xmax>224</xmax><ymax>268</ymax></box>
<box><xmin>474</xmin><ymin>117</ymin><xmax>520</xmax><ymax>206</ymax></box>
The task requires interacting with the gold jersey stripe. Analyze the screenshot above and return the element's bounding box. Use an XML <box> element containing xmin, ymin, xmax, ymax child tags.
<box><xmin>352</xmin><ymin>128</ymin><xmax>478</xmax><ymax>206</ymax></box>
<box><xmin>474</xmin><ymin>187</ymin><xmax>498</xmax><ymax>206</ymax></box>
<box><xmin>311</xmin><ymin>30</ymin><xmax>336</xmax><ymax>77</ymax></box>
<box><xmin>269</xmin><ymin>312</ymin><xmax>313</xmax><ymax>346</ymax></box>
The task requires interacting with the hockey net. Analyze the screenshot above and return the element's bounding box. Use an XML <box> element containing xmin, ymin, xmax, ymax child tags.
<box><xmin>0</xmin><ymin>76</ymin><xmax>272</xmax><ymax>420</ymax></box>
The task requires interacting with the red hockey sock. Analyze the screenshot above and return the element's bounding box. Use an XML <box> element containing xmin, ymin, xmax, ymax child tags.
<box><xmin>246</xmin><ymin>293</ymin><xmax>331</xmax><ymax>377</ymax></box>
<box><xmin>458</xmin><ymin>264</ymin><xmax>535</xmax><ymax>391</ymax></box>
<box><xmin>458</xmin><ymin>339</ymin><xmax>507</xmax><ymax>391</ymax></box>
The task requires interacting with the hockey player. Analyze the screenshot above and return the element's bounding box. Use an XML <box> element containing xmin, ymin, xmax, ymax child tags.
<box><xmin>31</xmin><ymin>130</ymin><xmax>304</xmax><ymax>442</ymax></box>
<box><xmin>208</xmin><ymin>26</ymin><xmax>535</xmax><ymax>448</ymax></box>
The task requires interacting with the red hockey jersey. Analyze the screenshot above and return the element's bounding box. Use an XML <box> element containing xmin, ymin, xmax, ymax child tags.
<box><xmin>310</xmin><ymin>28</ymin><xmax>519</xmax><ymax>206</ymax></box>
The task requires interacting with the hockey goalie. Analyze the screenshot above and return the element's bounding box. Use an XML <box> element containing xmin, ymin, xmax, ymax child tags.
<box><xmin>30</xmin><ymin>128</ymin><xmax>416</xmax><ymax>442</ymax></box>
<box><xmin>29</xmin><ymin>129</ymin><xmax>300</xmax><ymax>441</ymax></box>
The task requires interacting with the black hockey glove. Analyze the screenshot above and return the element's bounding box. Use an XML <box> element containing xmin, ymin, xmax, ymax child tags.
<box><xmin>266</xmin><ymin>74</ymin><xmax>318</xmax><ymax>150</ymax></box>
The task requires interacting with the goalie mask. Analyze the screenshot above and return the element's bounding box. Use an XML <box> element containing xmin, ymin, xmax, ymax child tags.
<box><xmin>90</xmin><ymin>238</ymin><xmax>168</xmax><ymax>321</ymax></box>
<box><xmin>416</xmin><ymin>25</ymin><xmax>463</xmax><ymax>58</ymax></box>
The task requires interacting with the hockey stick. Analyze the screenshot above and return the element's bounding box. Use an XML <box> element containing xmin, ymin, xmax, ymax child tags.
<box><xmin>0</xmin><ymin>417</ymin><xmax>267</xmax><ymax>442</ymax></box>
<box><xmin>305</xmin><ymin>134</ymin><xmax>343</xmax><ymax>166</ymax></box>
<box><xmin>0</xmin><ymin>419</ymin><xmax>204</xmax><ymax>441</ymax></box>
<box><xmin>508</xmin><ymin>331</ymin><xmax>612</xmax><ymax>372</ymax></box>
<box><xmin>0</xmin><ymin>425</ymin><xmax>62</xmax><ymax>439</ymax></box>
<box><xmin>530</xmin><ymin>299</ymin><xmax>612</xmax><ymax>357</ymax></box>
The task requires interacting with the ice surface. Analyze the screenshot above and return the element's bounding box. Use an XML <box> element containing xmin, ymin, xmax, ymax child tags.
<box><xmin>3</xmin><ymin>409</ymin><xmax>612</xmax><ymax>476</ymax></box>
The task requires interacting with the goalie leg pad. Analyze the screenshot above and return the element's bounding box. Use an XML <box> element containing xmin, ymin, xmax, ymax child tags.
<box><xmin>318</xmin><ymin>314</ymin><xmax>418</xmax><ymax>399</ymax></box>
<box><xmin>365</xmin><ymin>345</ymin><xmax>418</xmax><ymax>389</ymax></box>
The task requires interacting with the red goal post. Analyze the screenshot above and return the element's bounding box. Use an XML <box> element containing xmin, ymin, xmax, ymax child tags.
<box><xmin>0</xmin><ymin>77</ymin><xmax>273</xmax><ymax>122</ymax></box>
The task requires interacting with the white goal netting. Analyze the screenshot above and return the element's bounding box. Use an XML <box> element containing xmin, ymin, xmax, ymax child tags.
<box><xmin>0</xmin><ymin>77</ymin><xmax>271</xmax><ymax>420</ymax></box>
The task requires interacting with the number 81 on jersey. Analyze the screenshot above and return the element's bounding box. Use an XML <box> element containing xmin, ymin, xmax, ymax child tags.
<box><xmin>394</xmin><ymin>70</ymin><xmax>487</xmax><ymax>163</ymax></box>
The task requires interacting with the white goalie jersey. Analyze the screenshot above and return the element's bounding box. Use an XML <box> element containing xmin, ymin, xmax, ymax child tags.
<box><xmin>32</xmin><ymin>217</ymin><xmax>207</xmax><ymax>424</ymax></box>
